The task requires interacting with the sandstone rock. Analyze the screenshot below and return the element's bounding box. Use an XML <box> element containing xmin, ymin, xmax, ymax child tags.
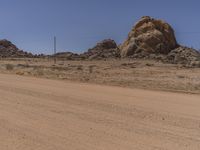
<box><xmin>120</xmin><ymin>16</ymin><xmax>178</xmax><ymax>57</ymax></box>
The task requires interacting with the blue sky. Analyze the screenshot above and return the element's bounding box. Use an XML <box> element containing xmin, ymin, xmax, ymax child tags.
<box><xmin>0</xmin><ymin>0</ymin><xmax>200</xmax><ymax>54</ymax></box>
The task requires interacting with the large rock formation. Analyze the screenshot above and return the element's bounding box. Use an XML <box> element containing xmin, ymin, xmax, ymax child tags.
<box><xmin>120</xmin><ymin>16</ymin><xmax>178</xmax><ymax>57</ymax></box>
<box><xmin>81</xmin><ymin>39</ymin><xmax>120</xmax><ymax>60</ymax></box>
<box><xmin>0</xmin><ymin>39</ymin><xmax>34</xmax><ymax>58</ymax></box>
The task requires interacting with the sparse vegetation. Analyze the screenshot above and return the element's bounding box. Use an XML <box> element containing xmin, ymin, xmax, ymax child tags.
<box><xmin>1</xmin><ymin>58</ymin><xmax>200</xmax><ymax>94</ymax></box>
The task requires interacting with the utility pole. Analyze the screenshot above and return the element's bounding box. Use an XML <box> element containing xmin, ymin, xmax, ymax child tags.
<box><xmin>54</xmin><ymin>36</ymin><xmax>57</xmax><ymax>64</ymax></box>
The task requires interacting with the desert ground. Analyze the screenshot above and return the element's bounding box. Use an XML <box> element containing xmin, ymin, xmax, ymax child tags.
<box><xmin>0</xmin><ymin>73</ymin><xmax>200</xmax><ymax>150</ymax></box>
<box><xmin>0</xmin><ymin>58</ymin><xmax>200</xmax><ymax>93</ymax></box>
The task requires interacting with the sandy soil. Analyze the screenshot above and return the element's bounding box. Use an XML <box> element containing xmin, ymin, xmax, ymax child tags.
<box><xmin>0</xmin><ymin>73</ymin><xmax>200</xmax><ymax>150</ymax></box>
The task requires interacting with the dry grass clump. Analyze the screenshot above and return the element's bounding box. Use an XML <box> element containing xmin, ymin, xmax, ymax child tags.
<box><xmin>77</xmin><ymin>65</ymin><xmax>83</xmax><ymax>71</ymax></box>
<box><xmin>5</xmin><ymin>64</ymin><xmax>14</xmax><ymax>70</ymax></box>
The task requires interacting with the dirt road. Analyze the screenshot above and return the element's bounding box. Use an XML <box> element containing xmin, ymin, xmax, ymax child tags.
<box><xmin>0</xmin><ymin>74</ymin><xmax>200</xmax><ymax>150</ymax></box>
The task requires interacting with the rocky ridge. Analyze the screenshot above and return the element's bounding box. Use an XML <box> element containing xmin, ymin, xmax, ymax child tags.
<box><xmin>0</xmin><ymin>39</ymin><xmax>34</xmax><ymax>58</ymax></box>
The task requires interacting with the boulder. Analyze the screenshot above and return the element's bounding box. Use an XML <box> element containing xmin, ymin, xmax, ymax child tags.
<box><xmin>120</xmin><ymin>16</ymin><xmax>178</xmax><ymax>57</ymax></box>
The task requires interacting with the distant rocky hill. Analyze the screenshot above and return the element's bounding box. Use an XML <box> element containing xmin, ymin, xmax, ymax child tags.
<box><xmin>0</xmin><ymin>39</ymin><xmax>34</xmax><ymax>58</ymax></box>
<box><xmin>52</xmin><ymin>52</ymin><xmax>80</xmax><ymax>60</ymax></box>
<box><xmin>80</xmin><ymin>39</ymin><xmax>120</xmax><ymax>60</ymax></box>
<box><xmin>51</xmin><ymin>39</ymin><xmax>120</xmax><ymax>60</ymax></box>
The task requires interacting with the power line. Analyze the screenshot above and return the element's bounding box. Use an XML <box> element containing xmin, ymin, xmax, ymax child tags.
<box><xmin>54</xmin><ymin>36</ymin><xmax>56</xmax><ymax>64</ymax></box>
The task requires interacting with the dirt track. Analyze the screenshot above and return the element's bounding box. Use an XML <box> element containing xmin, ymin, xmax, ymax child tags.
<box><xmin>0</xmin><ymin>74</ymin><xmax>200</xmax><ymax>150</ymax></box>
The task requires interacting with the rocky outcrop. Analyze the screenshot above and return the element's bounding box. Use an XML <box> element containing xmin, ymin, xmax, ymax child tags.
<box><xmin>50</xmin><ymin>39</ymin><xmax>120</xmax><ymax>60</ymax></box>
<box><xmin>0</xmin><ymin>39</ymin><xmax>34</xmax><ymax>58</ymax></box>
<box><xmin>120</xmin><ymin>16</ymin><xmax>178</xmax><ymax>57</ymax></box>
<box><xmin>82</xmin><ymin>39</ymin><xmax>120</xmax><ymax>60</ymax></box>
<box><xmin>118</xmin><ymin>16</ymin><xmax>200</xmax><ymax>67</ymax></box>
<box><xmin>166</xmin><ymin>46</ymin><xmax>200</xmax><ymax>67</ymax></box>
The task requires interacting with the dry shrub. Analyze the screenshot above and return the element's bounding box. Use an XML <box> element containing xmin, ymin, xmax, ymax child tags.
<box><xmin>177</xmin><ymin>75</ymin><xmax>185</xmax><ymax>79</ymax></box>
<box><xmin>77</xmin><ymin>65</ymin><xmax>83</xmax><ymax>71</ymax></box>
<box><xmin>145</xmin><ymin>63</ymin><xmax>154</xmax><ymax>67</ymax></box>
<box><xmin>16</xmin><ymin>71</ymin><xmax>24</xmax><ymax>75</ymax></box>
<box><xmin>88</xmin><ymin>66</ymin><xmax>94</xmax><ymax>73</ymax></box>
<box><xmin>36</xmin><ymin>69</ymin><xmax>44</xmax><ymax>76</ymax></box>
<box><xmin>6</xmin><ymin>64</ymin><xmax>14</xmax><ymax>70</ymax></box>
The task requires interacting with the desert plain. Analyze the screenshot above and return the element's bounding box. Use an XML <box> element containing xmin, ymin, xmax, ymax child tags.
<box><xmin>0</xmin><ymin>58</ymin><xmax>200</xmax><ymax>150</ymax></box>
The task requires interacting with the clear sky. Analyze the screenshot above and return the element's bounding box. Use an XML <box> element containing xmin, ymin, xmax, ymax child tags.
<box><xmin>0</xmin><ymin>0</ymin><xmax>200</xmax><ymax>54</ymax></box>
